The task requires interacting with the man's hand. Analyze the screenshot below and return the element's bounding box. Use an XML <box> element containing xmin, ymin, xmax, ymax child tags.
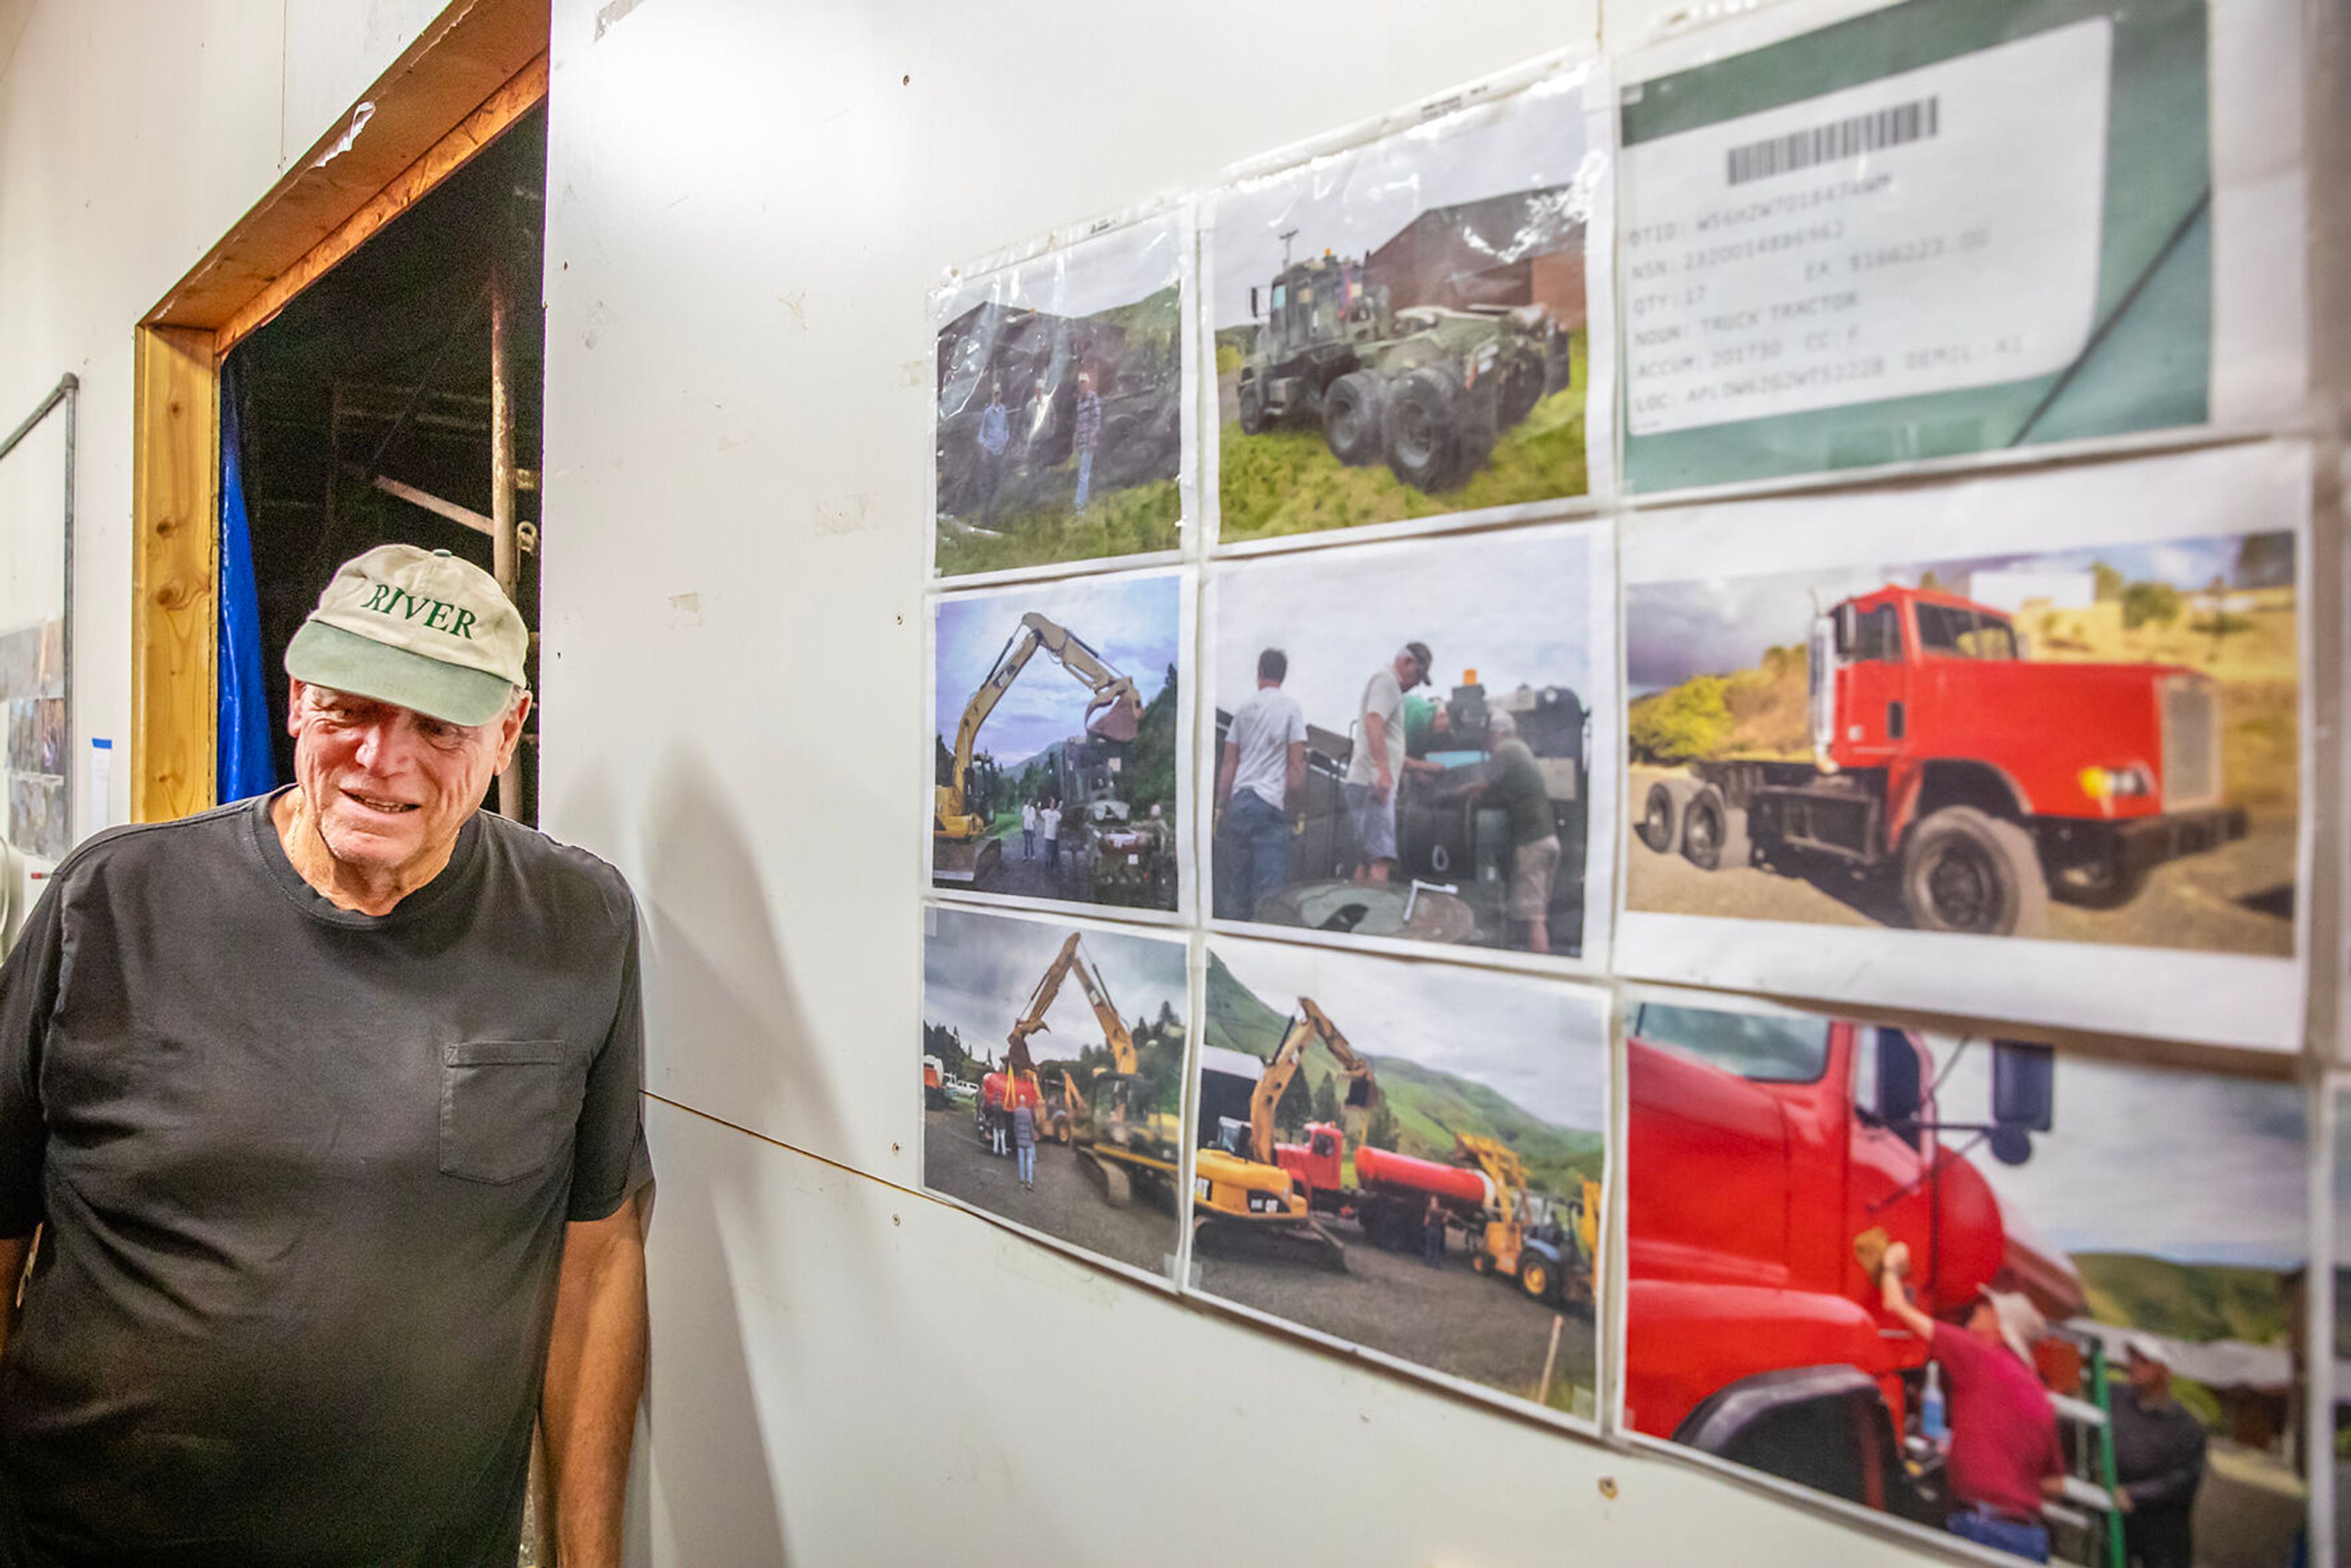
<box><xmin>2112</xmin><ymin>1487</ymin><xmax>2134</xmax><ymax>1514</ymax></box>
<box><xmin>1373</xmin><ymin>773</ymin><xmax>1393</xmax><ymax>805</ymax></box>
<box><xmin>542</xmin><ymin>1195</ymin><xmax>650</xmax><ymax>1568</ymax></box>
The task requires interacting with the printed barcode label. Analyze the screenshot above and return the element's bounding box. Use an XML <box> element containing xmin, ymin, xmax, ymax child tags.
<box><xmin>1725</xmin><ymin>97</ymin><xmax>1940</xmax><ymax>186</ymax></box>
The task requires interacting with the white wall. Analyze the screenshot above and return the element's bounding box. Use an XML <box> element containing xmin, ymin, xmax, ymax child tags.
<box><xmin>0</xmin><ymin>1</ymin><xmax>2330</xmax><ymax>1565</ymax></box>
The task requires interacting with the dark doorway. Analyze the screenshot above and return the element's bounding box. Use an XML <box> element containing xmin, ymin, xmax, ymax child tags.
<box><xmin>225</xmin><ymin>106</ymin><xmax>546</xmax><ymax>823</ymax></box>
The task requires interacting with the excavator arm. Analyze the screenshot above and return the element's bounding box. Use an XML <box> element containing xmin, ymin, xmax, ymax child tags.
<box><xmin>1069</xmin><ymin>947</ymin><xmax>1139</xmax><ymax>1076</ymax></box>
<box><xmin>1246</xmin><ymin>996</ymin><xmax>1381</xmax><ymax>1165</ymax></box>
<box><xmin>938</xmin><ymin>612</ymin><xmax>1144</xmax><ymax>831</ymax></box>
<box><xmin>1005</xmin><ymin>931</ymin><xmax>1084</xmax><ymax>1078</ymax></box>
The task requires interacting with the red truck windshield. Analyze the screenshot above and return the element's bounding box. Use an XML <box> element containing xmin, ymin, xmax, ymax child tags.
<box><xmin>1913</xmin><ymin>602</ymin><xmax>2017</xmax><ymax>660</ymax></box>
<box><xmin>1633</xmin><ymin>1004</ymin><xmax>1830</xmax><ymax>1084</ymax></box>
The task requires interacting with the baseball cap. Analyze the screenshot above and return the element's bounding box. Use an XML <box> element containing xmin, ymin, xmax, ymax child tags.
<box><xmin>1402</xmin><ymin>641</ymin><xmax>1434</xmax><ymax>688</ymax></box>
<box><xmin>2124</xmin><ymin>1332</ymin><xmax>2170</xmax><ymax>1367</ymax></box>
<box><xmin>284</xmin><ymin>545</ymin><xmax>528</xmax><ymax>726</ymax></box>
<box><xmin>1979</xmin><ymin>1287</ymin><xmax>2047</xmax><ymax>1364</ymax></box>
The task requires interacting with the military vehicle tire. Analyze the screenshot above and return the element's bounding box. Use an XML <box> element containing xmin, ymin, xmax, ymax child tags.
<box><xmin>1237</xmin><ymin>373</ymin><xmax>1269</xmax><ymax>435</ymax></box>
<box><xmin>1638</xmin><ymin>779</ymin><xmax>1692</xmax><ymax>854</ymax></box>
<box><xmin>1384</xmin><ymin>367</ymin><xmax>1466</xmax><ymax>491</ymax></box>
<box><xmin>1679</xmin><ymin>787</ymin><xmax>1749</xmax><ymax>872</ymax></box>
<box><xmin>1323</xmin><ymin>372</ymin><xmax>1384</xmax><ymax>465</ymax></box>
<box><xmin>1497</xmin><ymin>359</ymin><xmax>1544</xmax><ymax>427</ymax></box>
<box><xmin>1900</xmin><ymin>806</ymin><xmax>2048</xmax><ymax>937</ymax></box>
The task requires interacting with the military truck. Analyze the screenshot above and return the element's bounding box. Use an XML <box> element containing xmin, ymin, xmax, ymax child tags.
<box><xmin>1234</xmin><ymin>251</ymin><xmax>1553</xmax><ymax>492</ymax></box>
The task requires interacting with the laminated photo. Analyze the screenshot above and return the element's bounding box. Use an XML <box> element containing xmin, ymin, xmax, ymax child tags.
<box><xmin>1618</xmin><ymin>0</ymin><xmax>2305</xmax><ymax>491</ymax></box>
<box><xmin>921</xmin><ymin>907</ymin><xmax>1188</xmax><ymax>1281</ymax></box>
<box><xmin>1191</xmin><ymin>937</ymin><xmax>1610</xmax><ymax>1425</ymax></box>
<box><xmin>1616</xmin><ymin>442</ymin><xmax>2309</xmax><ymax>1048</ymax></box>
<box><xmin>1205</xmin><ymin>62</ymin><xmax>1614</xmax><ymax>549</ymax></box>
<box><xmin>1622</xmin><ymin>988</ymin><xmax>2312</xmax><ymax>1567</ymax></box>
<box><xmin>930</xmin><ymin>568</ymin><xmax>1189</xmax><ymax>918</ymax></box>
<box><xmin>1204</xmin><ymin>522</ymin><xmax>1616</xmax><ymax>966</ymax></box>
<box><xmin>932</xmin><ymin>211</ymin><xmax>1191</xmax><ymax>580</ymax></box>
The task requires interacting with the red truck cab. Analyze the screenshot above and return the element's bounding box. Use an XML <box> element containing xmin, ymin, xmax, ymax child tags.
<box><xmin>1625</xmin><ymin>999</ymin><xmax>2078</xmax><ymax>1510</ymax></box>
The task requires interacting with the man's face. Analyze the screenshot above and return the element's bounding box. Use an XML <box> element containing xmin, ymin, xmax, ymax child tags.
<box><xmin>1965</xmin><ymin>1300</ymin><xmax>2004</xmax><ymax>1346</ymax></box>
<box><xmin>288</xmin><ymin>679</ymin><xmax>527</xmax><ymax>882</ymax></box>
<box><xmin>2128</xmin><ymin>1354</ymin><xmax>2171</xmax><ymax>1399</ymax></box>
<box><xmin>1394</xmin><ymin>650</ymin><xmax>1427</xmax><ymax>689</ymax></box>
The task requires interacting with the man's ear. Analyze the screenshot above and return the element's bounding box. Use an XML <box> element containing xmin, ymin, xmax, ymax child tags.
<box><xmin>287</xmin><ymin>678</ymin><xmax>309</xmax><ymax>737</ymax></box>
<box><xmin>495</xmin><ymin>691</ymin><xmax>534</xmax><ymax>771</ymax></box>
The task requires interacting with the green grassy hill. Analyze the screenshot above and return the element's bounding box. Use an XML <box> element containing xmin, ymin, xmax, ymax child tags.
<box><xmin>1203</xmin><ymin>952</ymin><xmax>1603</xmax><ymax>1197</ymax></box>
<box><xmin>2072</xmin><ymin>1252</ymin><xmax>2293</xmax><ymax>1346</ymax></box>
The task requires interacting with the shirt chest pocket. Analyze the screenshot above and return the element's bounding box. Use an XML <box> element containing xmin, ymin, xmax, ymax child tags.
<box><xmin>439</xmin><ymin>1040</ymin><xmax>577</xmax><ymax>1185</ymax></box>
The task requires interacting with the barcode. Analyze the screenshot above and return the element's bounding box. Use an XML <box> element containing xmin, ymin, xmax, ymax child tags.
<box><xmin>1725</xmin><ymin>97</ymin><xmax>1940</xmax><ymax>186</ymax></box>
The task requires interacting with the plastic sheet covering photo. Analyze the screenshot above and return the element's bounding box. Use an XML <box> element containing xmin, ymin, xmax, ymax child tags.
<box><xmin>920</xmin><ymin>906</ymin><xmax>1190</xmax><ymax>1286</ymax></box>
<box><xmin>1621</xmin><ymin>985</ymin><xmax>2314</xmax><ymax>1568</ymax></box>
<box><xmin>1615</xmin><ymin>0</ymin><xmax>2309</xmax><ymax>493</ymax></box>
<box><xmin>1190</xmin><ymin>936</ymin><xmax>1611</xmax><ymax>1431</ymax></box>
<box><xmin>1202</xmin><ymin>55</ymin><xmax>1616</xmax><ymax>553</ymax></box>
<box><xmin>1614</xmin><ymin>440</ymin><xmax>2309</xmax><ymax>1050</ymax></box>
<box><xmin>928</xmin><ymin>567</ymin><xmax>1191</xmax><ymax>922</ymax></box>
<box><xmin>930</xmin><ymin>207</ymin><xmax>1194</xmax><ymax>583</ymax></box>
<box><xmin>1202</xmin><ymin>520</ymin><xmax>1616</xmax><ymax>973</ymax></box>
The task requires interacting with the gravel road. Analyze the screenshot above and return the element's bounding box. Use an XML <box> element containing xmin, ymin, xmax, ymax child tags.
<box><xmin>923</xmin><ymin>1107</ymin><xmax>1180</xmax><ymax>1277</ymax></box>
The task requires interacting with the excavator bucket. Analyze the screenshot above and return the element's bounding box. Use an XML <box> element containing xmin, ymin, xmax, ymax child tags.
<box><xmin>933</xmin><ymin>834</ymin><xmax>1002</xmax><ymax>888</ymax></box>
<box><xmin>1086</xmin><ymin>692</ymin><xmax>1142</xmax><ymax>745</ymax></box>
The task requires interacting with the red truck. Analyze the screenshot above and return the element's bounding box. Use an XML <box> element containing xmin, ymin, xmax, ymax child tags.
<box><xmin>1637</xmin><ymin>583</ymin><xmax>2246</xmax><ymax>936</ymax></box>
<box><xmin>1274</xmin><ymin>1122</ymin><xmax>1498</xmax><ymax>1248</ymax></box>
<box><xmin>1625</xmin><ymin>998</ymin><xmax>2081</xmax><ymax>1515</ymax></box>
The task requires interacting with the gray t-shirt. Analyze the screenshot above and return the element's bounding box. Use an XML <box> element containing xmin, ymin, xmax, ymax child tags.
<box><xmin>1344</xmin><ymin>666</ymin><xmax>1407</xmax><ymax>789</ymax></box>
<box><xmin>0</xmin><ymin>792</ymin><xmax>650</xmax><ymax>1566</ymax></box>
<box><xmin>1226</xmin><ymin>686</ymin><xmax>1307</xmax><ymax>811</ymax></box>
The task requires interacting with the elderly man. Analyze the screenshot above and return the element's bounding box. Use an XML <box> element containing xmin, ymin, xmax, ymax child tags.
<box><xmin>1880</xmin><ymin>1242</ymin><xmax>2065</xmax><ymax>1562</ymax></box>
<box><xmin>2109</xmin><ymin>1335</ymin><xmax>2206</xmax><ymax>1568</ymax></box>
<box><xmin>1472</xmin><ymin>710</ymin><xmax>1561</xmax><ymax>953</ymax></box>
<box><xmin>0</xmin><ymin>546</ymin><xmax>650</xmax><ymax>1566</ymax></box>
<box><xmin>1344</xmin><ymin>641</ymin><xmax>1434</xmax><ymax>887</ymax></box>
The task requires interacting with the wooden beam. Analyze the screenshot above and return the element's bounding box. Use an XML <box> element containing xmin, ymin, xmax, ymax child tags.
<box><xmin>365</xmin><ymin>469</ymin><xmax>534</xmax><ymax>551</ymax></box>
<box><xmin>149</xmin><ymin>0</ymin><xmax>550</xmax><ymax>337</ymax></box>
<box><xmin>130</xmin><ymin>326</ymin><xmax>219</xmax><ymax>823</ymax></box>
<box><xmin>212</xmin><ymin>53</ymin><xmax>549</xmax><ymax>353</ymax></box>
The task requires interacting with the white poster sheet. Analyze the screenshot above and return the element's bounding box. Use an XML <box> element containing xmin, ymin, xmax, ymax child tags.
<box><xmin>1190</xmin><ymin>936</ymin><xmax>1612</xmax><ymax>1431</ymax></box>
<box><xmin>1614</xmin><ymin>441</ymin><xmax>2311</xmax><ymax>1049</ymax></box>
<box><xmin>1199</xmin><ymin>519</ymin><xmax>1617</xmax><ymax>975</ymax></box>
<box><xmin>1202</xmin><ymin>58</ymin><xmax>1617</xmax><ymax>553</ymax></box>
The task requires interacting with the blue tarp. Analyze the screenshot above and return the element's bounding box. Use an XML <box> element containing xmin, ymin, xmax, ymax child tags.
<box><xmin>217</xmin><ymin>368</ymin><xmax>276</xmax><ymax>801</ymax></box>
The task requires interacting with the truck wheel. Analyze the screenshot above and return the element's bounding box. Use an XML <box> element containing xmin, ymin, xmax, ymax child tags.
<box><xmin>1679</xmin><ymin>787</ymin><xmax>1749</xmax><ymax>872</ymax></box>
<box><xmin>1520</xmin><ymin>1258</ymin><xmax>1552</xmax><ymax>1302</ymax></box>
<box><xmin>1383</xmin><ymin>368</ymin><xmax>1464</xmax><ymax>491</ymax></box>
<box><xmin>1237</xmin><ymin>373</ymin><xmax>1268</xmax><ymax>435</ymax></box>
<box><xmin>1638</xmin><ymin>780</ymin><xmax>1687</xmax><ymax>855</ymax></box>
<box><xmin>1497</xmin><ymin>358</ymin><xmax>1543</xmax><ymax>427</ymax></box>
<box><xmin>1900</xmin><ymin>807</ymin><xmax>2049</xmax><ymax>937</ymax></box>
<box><xmin>1322</xmin><ymin>372</ymin><xmax>1384</xmax><ymax>465</ymax></box>
<box><xmin>2050</xmin><ymin>857</ymin><xmax>2147</xmax><ymax>910</ymax></box>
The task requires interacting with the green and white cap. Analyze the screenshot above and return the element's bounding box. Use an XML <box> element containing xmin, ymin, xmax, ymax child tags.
<box><xmin>284</xmin><ymin>545</ymin><xmax>527</xmax><ymax>726</ymax></box>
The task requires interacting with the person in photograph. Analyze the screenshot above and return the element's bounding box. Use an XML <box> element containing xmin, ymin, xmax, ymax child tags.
<box><xmin>1039</xmin><ymin>797</ymin><xmax>1062</xmax><ymax>874</ymax></box>
<box><xmin>1474</xmin><ymin>710</ymin><xmax>1561</xmax><ymax>954</ymax></box>
<box><xmin>2109</xmin><ymin>1336</ymin><xmax>2205</xmax><ymax>1568</ymax></box>
<box><xmin>1072</xmin><ymin>368</ymin><xmax>1103</xmax><ymax>514</ymax></box>
<box><xmin>1879</xmin><ymin>1242</ymin><xmax>2064</xmax><ymax>1562</ymax></box>
<box><xmin>1021</xmin><ymin>797</ymin><xmax>1038</xmax><ymax>861</ymax></box>
<box><xmin>1215</xmin><ymin>647</ymin><xmax>1307</xmax><ymax>921</ymax></box>
<box><xmin>1420</xmin><ymin>1195</ymin><xmax>1447</xmax><ymax>1269</ymax></box>
<box><xmin>977</xmin><ymin>379</ymin><xmax>1012</xmax><ymax>526</ymax></box>
<box><xmin>1013</xmin><ymin>1097</ymin><xmax>1037</xmax><ymax>1191</ymax></box>
<box><xmin>1343</xmin><ymin>642</ymin><xmax>1433</xmax><ymax>887</ymax></box>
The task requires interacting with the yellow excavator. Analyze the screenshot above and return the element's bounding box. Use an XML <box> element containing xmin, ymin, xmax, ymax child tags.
<box><xmin>1191</xmin><ymin>997</ymin><xmax>1375</xmax><ymax>1270</ymax></box>
<box><xmin>934</xmin><ymin>612</ymin><xmax>1143</xmax><ymax>886</ymax></box>
<box><xmin>1006</xmin><ymin>932</ymin><xmax>1180</xmax><ymax>1204</ymax></box>
<box><xmin>1456</xmin><ymin>1130</ymin><xmax>1600</xmax><ymax>1310</ymax></box>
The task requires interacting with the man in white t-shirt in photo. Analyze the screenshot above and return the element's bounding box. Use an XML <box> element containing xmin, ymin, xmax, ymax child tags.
<box><xmin>1215</xmin><ymin>648</ymin><xmax>1307</xmax><ymax>920</ymax></box>
<box><xmin>1038</xmin><ymin>798</ymin><xmax>1062</xmax><ymax>873</ymax></box>
<box><xmin>1343</xmin><ymin>641</ymin><xmax>1432</xmax><ymax>887</ymax></box>
<box><xmin>1021</xmin><ymin>798</ymin><xmax>1038</xmax><ymax>860</ymax></box>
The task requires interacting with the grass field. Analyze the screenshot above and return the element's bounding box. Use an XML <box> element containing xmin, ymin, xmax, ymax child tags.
<box><xmin>1217</xmin><ymin>334</ymin><xmax>1590</xmax><ymax>544</ymax></box>
<box><xmin>934</xmin><ymin>475</ymin><xmax>1180</xmax><ymax>577</ymax></box>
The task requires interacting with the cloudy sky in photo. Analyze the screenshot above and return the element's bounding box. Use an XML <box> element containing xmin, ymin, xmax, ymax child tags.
<box><xmin>1212</xmin><ymin>939</ymin><xmax>1607</xmax><ymax>1134</ymax></box>
<box><xmin>935</xmin><ymin>573</ymin><xmax>1179</xmax><ymax>763</ymax></box>
<box><xmin>1930</xmin><ymin>1044</ymin><xmax>2305</xmax><ymax>1270</ymax></box>
<box><xmin>923</xmin><ymin>908</ymin><xmax>1187</xmax><ymax>1068</ymax></box>
<box><xmin>942</xmin><ymin>212</ymin><xmax>1183</xmax><ymax>327</ymax></box>
<box><xmin>1625</xmin><ymin>531</ymin><xmax>2282</xmax><ymax>694</ymax></box>
<box><xmin>1210</xmin><ymin>73</ymin><xmax>1596</xmax><ymax>328</ymax></box>
<box><xmin>1212</xmin><ymin>531</ymin><xmax>1593</xmax><ymax>735</ymax></box>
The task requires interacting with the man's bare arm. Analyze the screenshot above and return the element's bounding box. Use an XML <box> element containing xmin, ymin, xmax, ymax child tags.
<box><xmin>1878</xmin><ymin>1241</ymin><xmax>1934</xmax><ymax>1341</ymax></box>
<box><xmin>1363</xmin><ymin>713</ymin><xmax>1390</xmax><ymax>798</ymax></box>
<box><xmin>1284</xmin><ymin>740</ymin><xmax>1306</xmax><ymax>798</ymax></box>
<box><xmin>542</xmin><ymin>1198</ymin><xmax>648</xmax><ymax>1568</ymax></box>
<box><xmin>1215</xmin><ymin>740</ymin><xmax>1239</xmax><ymax>808</ymax></box>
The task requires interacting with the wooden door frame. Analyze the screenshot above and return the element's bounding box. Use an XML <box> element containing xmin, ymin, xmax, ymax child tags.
<box><xmin>130</xmin><ymin>0</ymin><xmax>549</xmax><ymax>822</ymax></box>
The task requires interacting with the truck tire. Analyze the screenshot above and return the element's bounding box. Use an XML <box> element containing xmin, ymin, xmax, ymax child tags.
<box><xmin>1496</xmin><ymin>357</ymin><xmax>1544</xmax><ymax>428</ymax></box>
<box><xmin>1520</xmin><ymin>1257</ymin><xmax>1553</xmax><ymax>1303</ymax></box>
<box><xmin>1383</xmin><ymin>367</ymin><xmax>1465</xmax><ymax>491</ymax></box>
<box><xmin>1679</xmin><ymin>786</ymin><xmax>1750</xmax><ymax>872</ymax></box>
<box><xmin>2050</xmin><ymin>857</ymin><xmax>2147</xmax><ymax>910</ymax></box>
<box><xmin>1638</xmin><ymin>779</ymin><xmax>1690</xmax><ymax>855</ymax></box>
<box><xmin>1322</xmin><ymin>372</ymin><xmax>1384</xmax><ymax>465</ymax></box>
<box><xmin>1900</xmin><ymin>807</ymin><xmax>2049</xmax><ymax>938</ymax></box>
<box><xmin>1237</xmin><ymin>373</ymin><xmax>1268</xmax><ymax>435</ymax></box>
